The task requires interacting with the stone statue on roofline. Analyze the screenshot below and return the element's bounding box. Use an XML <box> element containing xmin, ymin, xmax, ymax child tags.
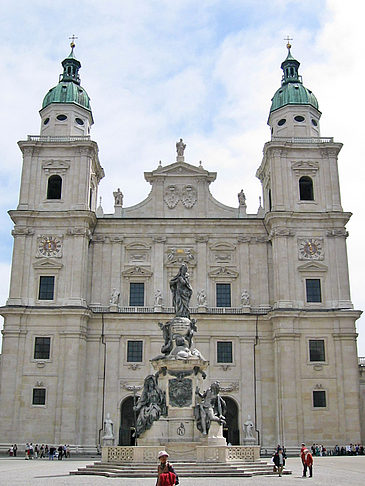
<box><xmin>176</xmin><ymin>138</ymin><xmax>186</xmax><ymax>157</ymax></box>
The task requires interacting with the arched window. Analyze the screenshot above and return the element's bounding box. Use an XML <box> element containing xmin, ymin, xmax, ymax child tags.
<box><xmin>47</xmin><ymin>175</ymin><xmax>62</xmax><ymax>199</ymax></box>
<box><xmin>299</xmin><ymin>176</ymin><xmax>314</xmax><ymax>201</ymax></box>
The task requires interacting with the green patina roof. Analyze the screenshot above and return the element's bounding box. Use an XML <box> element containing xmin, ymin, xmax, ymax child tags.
<box><xmin>270</xmin><ymin>47</ymin><xmax>319</xmax><ymax>113</ymax></box>
<box><xmin>42</xmin><ymin>45</ymin><xmax>92</xmax><ymax>112</ymax></box>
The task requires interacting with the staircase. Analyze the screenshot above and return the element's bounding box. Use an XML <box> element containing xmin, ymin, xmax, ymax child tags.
<box><xmin>70</xmin><ymin>460</ymin><xmax>292</xmax><ymax>478</ymax></box>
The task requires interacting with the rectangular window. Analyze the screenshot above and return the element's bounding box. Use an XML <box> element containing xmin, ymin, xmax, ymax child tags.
<box><xmin>38</xmin><ymin>276</ymin><xmax>55</xmax><ymax>300</ymax></box>
<box><xmin>34</xmin><ymin>337</ymin><xmax>51</xmax><ymax>360</ymax></box>
<box><xmin>313</xmin><ymin>390</ymin><xmax>326</xmax><ymax>408</ymax></box>
<box><xmin>309</xmin><ymin>340</ymin><xmax>325</xmax><ymax>362</ymax></box>
<box><xmin>129</xmin><ymin>283</ymin><xmax>144</xmax><ymax>306</ymax></box>
<box><xmin>216</xmin><ymin>283</ymin><xmax>231</xmax><ymax>307</ymax></box>
<box><xmin>127</xmin><ymin>340</ymin><xmax>143</xmax><ymax>362</ymax></box>
<box><xmin>32</xmin><ymin>388</ymin><xmax>46</xmax><ymax>405</ymax></box>
<box><xmin>217</xmin><ymin>341</ymin><xmax>233</xmax><ymax>363</ymax></box>
<box><xmin>306</xmin><ymin>279</ymin><xmax>321</xmax><ymax>303</ymax></box>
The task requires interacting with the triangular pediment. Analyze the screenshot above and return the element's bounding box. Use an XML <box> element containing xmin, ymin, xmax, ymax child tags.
<box><xmin>122</xmin><ymin>266</ymin><xmax>153</xmax><ymax>277</ymax></box>
<box><xmin>209</xmin><ymin>266</ymin><xmax>239</xmax><ymax>279</ymax></box>
<box><xmin>297</xmin><ymin>261</ymin><xmax>328</xmax><ymax>272</ymax></box>
<box><xmin>145</xmin><ymin>161</ymin><xmax>216</xmax><ymax>183</ymax></box>
<box><xmin>33</xmin><ymin>258</ymin><xmax>63</xmax><ymax>270</ymax></box>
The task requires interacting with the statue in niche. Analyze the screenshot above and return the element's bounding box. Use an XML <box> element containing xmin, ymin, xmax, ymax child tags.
<box><xmin>110</xmin><ymin>288</ymin><xmax>120</xmax><ymax>305</ymax></box>
<box><xmin>197</xmin><ymin>289</ymin><xmax>207</xmax><ymax>306</ymax></box>
<box><xmin>176</xmin><ymin>138</ymin><xmax>186</xmax><ymax>157</ymax></box>
<box><xmin>194</xmin><ymin>381</ymin><xmax>226</xmax><ymax>435</ymax></box>
<box><xmin>243</xmin><ymin>415</ymin><xmax>255</xmax><ymax>439</ymax></box>
<box><xmin>240</xmin><ymin>289</ymin><xmax>250</xmax><ymax>306</ymax></box>
<box><xmin>134</xmin><ymin>374</ymin><xmax>166</xmax><ymax>437</ymax></box>
<box><xmin>154</xmin><ymin>289</ymin><xmax>163</xmax><ymax>306</ymax></box>
<box><xmin>238</xmin><ymin>189</ymin><xmax>246</xmax><ymax>207</ymax></box>
<box><xmin>169</xmin><ymin>264</ymin><xmax>193</xmax><ymax>318</ymax></box>
<box><xmin>113</xmin><ymin>188</ymin><xmax>123</xmax><ymax>206</ymax></box>
<box><xmin>103</xmin><ymin>413</ymin><xmax>114</xmax><ymax>439</ymax></box>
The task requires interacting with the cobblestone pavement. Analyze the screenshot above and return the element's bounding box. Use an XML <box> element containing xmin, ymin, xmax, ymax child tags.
<box><xmin>0</xmin><ymin>456</ymin><xmax>364</xmax><ymax>485</ymax></box>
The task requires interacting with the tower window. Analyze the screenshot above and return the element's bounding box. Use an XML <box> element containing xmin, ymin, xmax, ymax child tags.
<box><xmin>299</xmin><ymin>176</ymin><xmax>314</xmax><ymax>201</ymax></box>
<box><xmin>38</xmin><ymin>276</ymin><xmax>55</xmax><ymax>300</ymax></box>
<box><xmin>278</xmin><ymin>118</ymin><xmax>286</xmax><ymax>126</ymax></box>
<box><xmin>127</xmin><ymin>341</ymin><xmax>143</xmax><ymax>362</ymax></box>
<box><xmin>294</xmin><ymin>115</ymin><xmax>305</xmax><ymax>122</ymax></box>
<box><xmin>129</xmin><ymin>283</ymin><xmax>144</xmax><ymax>306</ymax></box>
<box><xmin>306</xmin><ymin>279</ymin><xmax>321</xmax><ymax>303</ymax></box>
<box><xmin>311</xmin><ymin>119</ymin><xmax>318</xmax><ymax>126</ymax></box>
<box><xmin>56</xmin><ymin>114</ymin><xmax>67</xmax><ymax>121</ymax></box>
<box><xmin>75</xmin><ymin>117</ymin><xmax>84</xmax><ymax>125</ymax></box>
<box><xmin>216</xmin><ymin>283</ymin><xmax>231</xmax><ymax>307</ymax></box>
<box><xmin>34</xmin><ymin>337</ymin><xmax>51</xmax><ymax>360</ymax></box>
<box><xmin>313</xmin><ymin>390</ymin><xmax>326</xmax><ymax>408</ymax></box>
<box><xmin>47</xmin><ymin>175</ymin><xmax>62</xmax><ymax>199</ymax></box>
<box><xmin>217</xmin><ymin>341</ymin><xmax>233</xmax><ymax>363</ymax></box>
<box><xmin>309</xmin><ymin>340</ymin><xmax>325</xmax><ymax>362</ymax></box>
<box><xmin>43</xmin><ymin>118</ymin><xmax>50</xmax><ymax>125</ymax></box>
<box><xmin>32</xmin><ymin>388</ymin><xmax>46</xmax><ymax>405</ymax></box>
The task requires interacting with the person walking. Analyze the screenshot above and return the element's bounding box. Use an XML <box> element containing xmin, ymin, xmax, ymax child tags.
<box><xmin>156</xmin><ymin>450</ymin><xmax>179</xmax><ymax>486</ymax></box>
<box><xmin>13</xmin><ymin>444</ymin><xmax>17</xmax><ymax>457</ymax></box>
<box><xmin>273</xmin><ymin>447</ymin><xmax>286</xmax><ymax>477</ymax></box>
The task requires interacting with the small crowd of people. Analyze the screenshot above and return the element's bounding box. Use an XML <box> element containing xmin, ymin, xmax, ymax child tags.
<box><xmin>8</xmin><ymin>443</ymin><xmax>71</xmax><ymax>460</ymax></box>
<box><xmin>320</xmin><ymin>443</ymin><xmax>364</xmax><ymax>456</ymax></box>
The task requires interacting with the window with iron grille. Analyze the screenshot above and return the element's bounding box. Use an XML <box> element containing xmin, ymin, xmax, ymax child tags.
<box><xmin>217</xmin><ymin>341</ymin><xmax>233</xmax><ymax>363</ymax></box>
<box><xmin>216</xmin><ymin>283</ymin><xmax>231</xmax><ymax>307</ymax></box>
<box><xmin>313</xmin><ymin>390</ymin><xmax>326</xmax><ymax>408</ymax></box>
<box><xmin>129</xmin><ymin>283</ymin><xmax>144</xmax><ymax>306</ymax></box>
<box><xmin>34</xmin><ymin>337</ymin><xmax>51</xmax><ymax>360</ymax></box>
<box><xmin>127</xmin><ymin>341</ymin><xmax>143</xmax><ymax>362</ymax></box>
<box><xmin>309</xmin><ymin>340</ymin><xmax>325</xmax><ymax>362</ymax></box>
<box><xmin>32</xmin><ymin>388</ymin><xmax>46</xmax><ymax>405</ymax></box>
<box><xmin>305</xmin><ymin>279</ymin><xmax>321</xmax><ymax>303</ymax></box>
<box><xmin>38</xmin><ymin>276</ymin><xmax>55</xmax><ymax>300</ymax></box>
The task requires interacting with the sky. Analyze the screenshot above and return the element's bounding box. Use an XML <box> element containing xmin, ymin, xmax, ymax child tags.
<box><xmin>0</xmin><ymin>0</ymin><xmax>364</xmax><ymax>355</ymax></box>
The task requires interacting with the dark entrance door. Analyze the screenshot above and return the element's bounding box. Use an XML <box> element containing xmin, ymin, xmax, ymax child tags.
<box><xmin>222</xmin><ymin>396</ymin><xmax>240</xmax><ymax>445</ymax></box>
<box><xmin>119</xmin><ymin>396</ymin><xmax>137</xmax><ymax>446</ymax></box>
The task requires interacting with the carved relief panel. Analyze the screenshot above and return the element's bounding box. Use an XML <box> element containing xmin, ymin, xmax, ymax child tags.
<box><xmin>125</xmin><ymin>242</ymin><xmax>151</xmax><ymax>264</ymax></box>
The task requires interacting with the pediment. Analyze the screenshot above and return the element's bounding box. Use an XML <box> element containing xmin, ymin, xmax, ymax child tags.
<box><xmin>122</xmin><ymin>266</ymin><xmax>153</xmax><ymax>278</ymax></box>
<box><xmin>145</xmin><ymin>161</ymin><xmax>216</xmax><ymax>183</ymax></box>
<box><xmin>42</xmin><ymin>160</ymin><xmax>71</xmax><ymax>171</ymax></box>
<box><xmin>291</xmin><ymin>160</ymin><xmax>319</xmax><ymax>175</ymax></box>
<box><xmin>297</xmin><ymin>261</ymin><xmax>328</xmax><ymax>272</ymax></box>
<box><xmin>33</xmin><ymin>258</ymin><xmax>63</xmax><ymax>270</ymax></box>
<box><xmin>125</xmin><ymin>242</ymin><xmax>151</xmax><ymax>250</ymax></box>
<box><xmin>210</xmin><ymin>242</ymin><xmax>236</xmax><ymax>251</ymax></box>
<box><xmin>209</xmin><ymin>266</ymin><xmax>239</xmax><ymax>279</ymax></box>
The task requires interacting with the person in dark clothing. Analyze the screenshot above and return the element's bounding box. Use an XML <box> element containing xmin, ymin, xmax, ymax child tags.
<box><xmin>273</xmin><ymin>447</ymin><xmax>286</xmax><ymax>477</ymax></box>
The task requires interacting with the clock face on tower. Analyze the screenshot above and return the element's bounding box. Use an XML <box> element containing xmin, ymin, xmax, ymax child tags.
<box><xmin>298</xmin><ymin>238</ymin><xmax>323</xmax><ymax>260</ymax></box>
<box><xmin>37</xmin><ymin>236</ymin><xmax>62</xmax><ymax>257</ymax></box>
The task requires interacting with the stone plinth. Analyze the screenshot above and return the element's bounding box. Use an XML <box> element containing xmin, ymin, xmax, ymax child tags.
<box><xmin>102</xmin><ymin>445</ymin><xmax>261</xmax><ymax>463</ymax></box>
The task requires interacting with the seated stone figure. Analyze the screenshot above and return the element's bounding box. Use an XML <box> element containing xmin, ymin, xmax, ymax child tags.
<box><xmin>195</xmin><ymin>381</ymin><xmax>226</xmax><ymax>435</ymax></box>
<box><xmin>134</xmin><ymin>374</ymin><xmax>166</xmax><ymax>437</ymax></box>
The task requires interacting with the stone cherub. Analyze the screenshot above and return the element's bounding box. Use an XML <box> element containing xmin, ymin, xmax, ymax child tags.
<box><xmin>194</xmin><ymin>381</ymin><xmax>226</xmax><ymax>435</ymax></box>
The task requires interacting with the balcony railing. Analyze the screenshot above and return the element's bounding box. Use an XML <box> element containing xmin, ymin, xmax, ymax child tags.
<box><xmin>27</xmin><ymin>135</ymin><xmax>90</xmax><ymax>142</ymax></box>
<box><xmin>271</xmin><ymin>137</ymin><xmax>333</xmax><ymax>144</ymax></box>
<box><xmin>89</xmin><ymin>305</ymin><xmax>271</xmax><ymax>315</ymax></box>
<box><xmin>359</xmin><ymin>357</ymin><xmax>365</xmax><ymax>366</ymax></box>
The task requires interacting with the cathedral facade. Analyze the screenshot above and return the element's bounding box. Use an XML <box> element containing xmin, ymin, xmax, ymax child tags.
<box><xmin>0</xmin><ymin>43</ymin><xmax>362</xmax><ymax>451</ymax></box>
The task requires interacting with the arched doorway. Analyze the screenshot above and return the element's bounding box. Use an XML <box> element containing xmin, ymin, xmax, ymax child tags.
<box><xmin>119</xmin><ymin>396</ymin><xmax>138</xmax><ymax>446</ymax></box>
<box><xmin>222</xmin><ymin>396</ymin><xmax>240</xmax><ymax>445</ymax></box>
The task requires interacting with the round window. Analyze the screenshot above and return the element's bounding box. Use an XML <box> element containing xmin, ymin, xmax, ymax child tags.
<box><xmin>43</xmin><ymin>117</ymin><xmax>50</xmax><ymax>125</ymax></box>
<box><xmin>278</xmin><ymin>118</ymin><xmax>286</xmax><ymax>126</ymax></box>
<box><xmin>75</xmin><ymin>118</ymin><xmax>84</xmax><ymax>126</ymax></box>
<box><xmin>56</xmin><ymin>114</ymin><xmax>67</xmax><ymax>121</ymax></box>
<box><xmin>294</xmin><ymin>115</ymin><xmax>305</xmax><ymax>122</ymax></box>
<box><xmin>311</xmin><ymin>119</ymin><xmax>318</xmax><ymax>126</ymax></box>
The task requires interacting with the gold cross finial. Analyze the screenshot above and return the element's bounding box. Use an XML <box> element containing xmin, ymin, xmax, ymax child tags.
<box><xmin>69</xmin><ymin>34</ymin><xmax>78</xmax><ymax>49</ymax></box>
<box><xmin>284</xmin><ymin>35</ymin><xmax>293</xmax><ymax>49</ymax></box>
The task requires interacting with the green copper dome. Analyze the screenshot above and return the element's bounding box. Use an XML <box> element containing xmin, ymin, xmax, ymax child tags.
<box><xmin>270</xmin><ymin>47</ymin><xmax>319</xmax><ymax>113</ymax></box>
<box><xmin>42</xmin><ymin>44</ymin><xmax>92</xmax><ymax>112</ymax></box>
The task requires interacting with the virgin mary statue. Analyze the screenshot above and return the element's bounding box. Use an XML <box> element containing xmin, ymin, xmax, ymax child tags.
<box><xmin>169</xmin><ymin>264</ymin><xmax>192</xmax><ymax>318</ymax></box>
